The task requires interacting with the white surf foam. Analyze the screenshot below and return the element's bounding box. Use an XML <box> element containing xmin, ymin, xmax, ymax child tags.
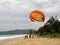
<box><xmin>0</xmin><ymin>34</ymin><xmax>27</xmax><ymax>40</ymax></box>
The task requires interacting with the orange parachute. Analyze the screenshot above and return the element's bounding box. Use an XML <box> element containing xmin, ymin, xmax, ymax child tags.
<box><xmin>29</xmin><ymin>10</ymin><xmax>45</xmax><ymax>22</ymax></box>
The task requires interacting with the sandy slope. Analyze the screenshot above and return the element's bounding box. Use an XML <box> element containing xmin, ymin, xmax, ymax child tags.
<box><xmin>0</xmin><ymin>37</ymin><xmax>60</xmax><ymax>45</ymax></box>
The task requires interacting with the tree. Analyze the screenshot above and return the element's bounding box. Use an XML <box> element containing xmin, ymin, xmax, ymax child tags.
<box><xmin>36</xmin><ymin>16</ymin><xmax>60</xmax><ymax>37</ymax></box>
<box><xmin>46</xmin><ymin>16</ymin><xmax>59</xmax><ymax>36</ymax></box>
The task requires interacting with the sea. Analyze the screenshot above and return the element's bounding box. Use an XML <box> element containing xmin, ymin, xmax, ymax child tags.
<box><xmin>0</xmin><ymin>34</ymin><xmax>27</xmax><ymax>40</ymax></box>
<box><xmin>0</xmin><ymin>29</ymin><xmax>34</xmax><ymax>40</ymax></box>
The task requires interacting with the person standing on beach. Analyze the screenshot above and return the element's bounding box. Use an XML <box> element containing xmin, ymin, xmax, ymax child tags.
<box><xmin>29</xmin><ymin>30</ymin><xmax>32</xmax><ymax>38</ymax></box>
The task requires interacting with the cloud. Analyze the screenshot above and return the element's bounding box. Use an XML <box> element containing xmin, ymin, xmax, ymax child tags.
<box><xmin>43</xmin><ymin>6</ymin><xmax>60</xmax><ymax>14</ymax></box>
<box><xmin>0</xmin><ymin>0</ymin><xmax>60</xmax><ymax>31</ymax></box>
<box><xmin>34</xmin><ymin>0</ymin><xmax>48</xmax><ymax>3</ymax></box>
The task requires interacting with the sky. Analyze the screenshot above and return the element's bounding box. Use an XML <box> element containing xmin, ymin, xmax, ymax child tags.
<box><xmin>0</xmin><ymin>0</ymin><xmax>60</xmax><ymax>31</ymax></box>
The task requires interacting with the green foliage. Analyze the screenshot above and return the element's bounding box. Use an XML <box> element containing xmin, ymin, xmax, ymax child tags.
<box><xmin>36</xmin><ymin>16</ymin><xmax>60</xmax><ymax>37</ymax></box>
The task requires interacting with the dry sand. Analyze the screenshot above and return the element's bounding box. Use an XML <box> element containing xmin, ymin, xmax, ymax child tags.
<box><xmin>0</xmin><ymin>37</ymin><xmax>60</xmax><ymax>45</ymax></box>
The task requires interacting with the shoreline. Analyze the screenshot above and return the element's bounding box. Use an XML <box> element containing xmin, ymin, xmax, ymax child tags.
<box><xmin>0</xmin><ymin>37</ymin><xmax>24</xmax><ymax>44</ymax></box>
<box><xmin>0</xmin><ymin>34</ymin><xmax>28</xmax><ymax>41</ymax></box>
<box><xmin>0</xmin><ymin>36</ymin><xmax>60</xmax><ymax>45</ymax></box>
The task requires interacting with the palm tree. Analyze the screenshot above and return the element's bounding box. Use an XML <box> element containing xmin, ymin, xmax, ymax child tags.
<box><xmin>46</xmin><ymin>16</ymin><xmax>59</xmax><ymax>36</ymax></box>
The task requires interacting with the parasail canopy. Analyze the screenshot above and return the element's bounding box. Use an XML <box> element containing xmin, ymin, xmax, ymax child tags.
<box><xmin>29</xmin><ymin>10</ymin><xmax>45</xmax><ymax>22</ymax></box>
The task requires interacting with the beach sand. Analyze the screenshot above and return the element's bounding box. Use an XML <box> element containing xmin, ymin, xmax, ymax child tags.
<box><xmin>0</xmin><ymin>37</ymin><xmax>60</xmax><ymax>45</ymax></box>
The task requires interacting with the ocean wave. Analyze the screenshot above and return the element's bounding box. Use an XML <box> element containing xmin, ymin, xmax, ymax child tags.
<box><xmin>0</xmin><ymin>34</ymin><xmax>27</xmax><ymax>40</ymax></box>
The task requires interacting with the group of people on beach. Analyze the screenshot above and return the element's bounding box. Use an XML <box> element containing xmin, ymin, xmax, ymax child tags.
<box><xmin>25</xmin><ymin>30</ymin><xmax>34</xmax><ymax>39</ymax></box>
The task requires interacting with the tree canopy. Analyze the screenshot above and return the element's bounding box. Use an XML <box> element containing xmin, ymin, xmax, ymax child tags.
<box><xmin>36</xmin><ymin>16</ymin><xmax>60</xmax><ymax>37</ymax></box>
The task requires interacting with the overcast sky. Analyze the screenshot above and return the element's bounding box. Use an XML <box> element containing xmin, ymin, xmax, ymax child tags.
<box><xmin>0</xmin><ymin>0</ymin><xmax>60</xmax><ymax>31</ymax></box>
